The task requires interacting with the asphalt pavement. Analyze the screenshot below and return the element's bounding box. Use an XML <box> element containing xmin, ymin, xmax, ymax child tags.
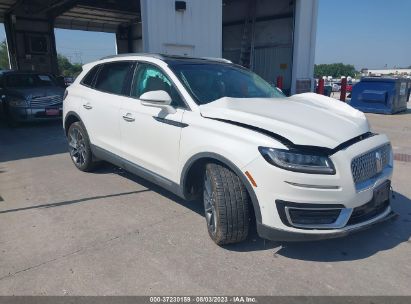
<box><xmin>0</xmin><ymin>117</ymin><xmax>410</xmax><ymax>295</ymax></box>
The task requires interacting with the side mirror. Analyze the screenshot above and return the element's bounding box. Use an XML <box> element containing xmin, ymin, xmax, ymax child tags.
<box><xmin>140</xmin><ymin>90</ymin><xmax>176</xmax><ymax>114</ymax></box>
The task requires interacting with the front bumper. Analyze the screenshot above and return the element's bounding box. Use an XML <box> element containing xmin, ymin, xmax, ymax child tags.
<box><xmin>243</xmin><ymin>134</ymin><xmax>395</xmax><ymax>241</ymax></box>
<box><xmin>9</xmin><ymin>106</ymin><xmax>62</xmax><ymax>121</ymax></box>
<box><xmin>257</xmin><ymin>210</ymin><xmax>397</xmax><ymax>242</ymax></box>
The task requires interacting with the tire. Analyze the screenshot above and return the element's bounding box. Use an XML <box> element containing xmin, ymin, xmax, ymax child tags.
<box><xmin>67</xmin><ymin>121</ymin><xmax>96</xmax><ymax>172</ymax></box>
<box><xmin>203</xmin><ymin>163</ymin><xmax>250</xmax><ymax>245</ymax></box>
<box><xmin>3</xmin><ymin>104</ymin><xmax>18</xmax><ymax>127</ymax></box>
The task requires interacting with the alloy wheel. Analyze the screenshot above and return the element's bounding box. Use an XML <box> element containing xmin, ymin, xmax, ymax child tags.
<box><xmin>203</xmin><ymin>171</ymin><xmax>217</xmax><ymax>234</ymax></box>
<box><xmin>68</xmin><ymin>127</ymin><xmax>88</xmax><ymax>167</ymax></box>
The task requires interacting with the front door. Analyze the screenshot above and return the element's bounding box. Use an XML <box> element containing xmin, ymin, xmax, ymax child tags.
<box><xmin>119</xmin><ymin>63</ymin><xmax>187</xmax><ymax>182</ymax></box>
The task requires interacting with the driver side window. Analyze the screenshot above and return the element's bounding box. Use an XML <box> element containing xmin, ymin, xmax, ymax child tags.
<box><xmin>131</xmin><ymin>63</ymin><xmax>185</xmax><ymax>108</ymax></box>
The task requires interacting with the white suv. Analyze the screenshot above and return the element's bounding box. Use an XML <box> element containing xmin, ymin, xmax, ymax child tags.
<box><xmin>63</xmin><ymin>54</ymin><xmax>395</xmax><ymax>245</ymax></box>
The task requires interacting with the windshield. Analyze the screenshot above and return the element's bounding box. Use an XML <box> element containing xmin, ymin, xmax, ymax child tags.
<box><xmin>170</xmin><ymin>63</ymin><xmax>284</xmax><ymax>105</ymax></box>
<box><xmin>5</xmin><ymin>74</ymin><xmax>56</xmax><ymax>88</ymax></box>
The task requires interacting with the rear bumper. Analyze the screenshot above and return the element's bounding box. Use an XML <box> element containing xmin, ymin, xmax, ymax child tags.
<box><xmin>257</xmin><ymin>209</ymin><xmax>398</xmax><ymax>242</ymax></box>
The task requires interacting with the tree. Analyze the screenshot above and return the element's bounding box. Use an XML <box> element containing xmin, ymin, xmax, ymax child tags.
<box><xmin>314</xmin><ymin>63</ymin><xmax>358</xmax><ymax>78</ymax></box>
<box><xmin>57</xmin><ymin>54</ymin><xmax>82</xmax><ymax>77</ymax></box>
<box><xmin>0</xmin><ymin>40</ymin><xmax>10</xmax><ymax>70</ymax></box>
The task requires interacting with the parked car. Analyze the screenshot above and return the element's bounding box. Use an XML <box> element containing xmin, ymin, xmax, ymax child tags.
<box><xmin>64</xmin><ymin>77</ymin><xmax>75</xmax><ymax>86</ymax></box>
<box><xmin>0</xmin><ymin>70</ymin><xmax>65</xmax><ymax>125</ymax></box>
<box><xmin>332</xmin><ymin>83</ymin><xmax>341</xmax><ymax>92</ymax></box>
<box><xmin>63</xmin><ymin>54</ymin><xmax>394</xmax><ymax>245</ymax></box>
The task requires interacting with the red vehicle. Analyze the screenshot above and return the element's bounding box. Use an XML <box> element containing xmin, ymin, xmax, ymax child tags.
<box><xmin>335</xmin><ymin>82</ymin><xmax>353</xmax><ymax>92</ymax></box>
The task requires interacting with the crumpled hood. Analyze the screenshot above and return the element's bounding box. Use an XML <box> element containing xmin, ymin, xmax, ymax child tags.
<box><xmin>199</xmin><ymin>93</ymin><xmax>369</xmax><ymax>149</ymax></box>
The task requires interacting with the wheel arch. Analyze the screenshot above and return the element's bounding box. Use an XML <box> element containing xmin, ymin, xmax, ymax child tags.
<box><xmin>180</xmin><ymin>152</ymin><xmax>262</xmax><ymax>224</ymax></box>
<box><xmin>64</xmin><ymin>111</ymin><xmax>82</xmax><ymax>135</ymax></box>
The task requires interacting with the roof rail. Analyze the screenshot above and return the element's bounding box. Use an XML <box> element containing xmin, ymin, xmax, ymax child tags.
<box><xmin>99</xmin><ymin>53</ymin><xmax>165</xmax><ymax>60</ymax></box>
<box><xmin>200</xmin><ymin>57</ymin><xmax>232</xmax><ymax>64</ymax></box>
<box><xmin>99</xmin><ymin>53</ymin><xmax>233</xmax><ymax>64</ymax></box>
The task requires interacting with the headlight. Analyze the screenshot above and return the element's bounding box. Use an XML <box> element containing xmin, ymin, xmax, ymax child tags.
<box><xmin>8</xmin><ymin>98</ymin><xmax>28</xmax><ymax>107</ymax></box>
<box><xmin>259</xmin><ymin>147</ymin><xmax>336</xmax><ymax>175</ymax></box>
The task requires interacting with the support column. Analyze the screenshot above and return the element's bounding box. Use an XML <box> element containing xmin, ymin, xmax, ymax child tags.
<box><xmin>116</xmin><ymin>23</ymin><xmax>143</xmax><ymax>54</ymax></box>
<box><xmin>291</xmin><ymin>0</ymin><xmax>319</xmax><ymax>95</ymax></box>
<box><xmin>4</xmin><ymin>13</ymin><xmax>59</xmax><ymax>74</ymax></box>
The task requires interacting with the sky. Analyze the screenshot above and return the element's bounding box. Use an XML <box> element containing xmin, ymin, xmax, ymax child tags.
<box><xmin>0</xmin><ymin>0</ymin><xmax>409</xmax><ymax>70</ymax></box>
<box><xmin>315</xmin><ymin>0</ymin><xmax>411</xmax><ymax>69</ymax></box>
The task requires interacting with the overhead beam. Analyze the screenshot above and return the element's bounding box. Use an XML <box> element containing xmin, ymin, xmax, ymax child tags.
<box><xmin>47</xmin><ymin>0</ymin><xmax>79</xmax><ymax>18</ymax></box>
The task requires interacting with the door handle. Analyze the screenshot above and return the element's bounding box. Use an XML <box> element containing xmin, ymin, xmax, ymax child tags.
<box><xmin>83</xmin><ymin>103</ymin><xmax>93</xmax><ymax>110</ymax></box>
<box><xmin>122</xmin><ymin>113</ymin><xmax>135</xmax><ymax>122</ymax></box>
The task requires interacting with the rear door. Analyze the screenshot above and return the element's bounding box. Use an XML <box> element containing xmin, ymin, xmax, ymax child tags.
<box><xmin>119</xmin><ymin>62</ymin><xmax>187</xmax><ymax>182</ymax></box>
<box><xmin>80</xmin><ymin>61</ymin><xmax>134</xmax><ymax>155</ymax></box>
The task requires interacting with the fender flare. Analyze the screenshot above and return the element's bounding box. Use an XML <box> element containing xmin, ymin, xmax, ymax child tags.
<box><xmin>180</xmin><ymin>152</ymin><xmax>262</xmax><ymax>224</ymax></box>
<box><xmin>64</xmin><ymin>111</ymin><xmax>83</xmax><ymax>134</ymax></box>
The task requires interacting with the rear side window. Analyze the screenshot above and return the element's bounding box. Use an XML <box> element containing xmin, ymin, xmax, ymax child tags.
<box><xmin>81</xmin><ymin>66</ymin><xmax>99</xmax><ymax>87</ymax></box>
<box><xmin>94</xmin><ymin>62</ymin><xmax>132</xmax><ymax>95</ymax></box>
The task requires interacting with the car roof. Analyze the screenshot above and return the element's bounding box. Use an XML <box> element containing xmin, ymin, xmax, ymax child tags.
<box><xmin>99</xmin><ymin>53</ymin><xmax>232</xmax><ymax>65</ymax></box>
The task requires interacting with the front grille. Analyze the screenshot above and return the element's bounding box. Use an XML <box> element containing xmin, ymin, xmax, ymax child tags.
<box><xmin>30</xmin><ymin>95</ymin><xmax>63</xmax><ymax>108</ymax></box>
<box><xmin>351</xmin><ymin>144</ymin><xmax>391</xmax><ymax>184</ymax></box>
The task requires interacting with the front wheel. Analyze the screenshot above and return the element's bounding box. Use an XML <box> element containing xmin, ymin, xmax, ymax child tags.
<box><xmin>67</xmin><ymin>121</ymin><xmax>96</xmax><ymax>172</ymax></box>
<box><xmin>203</xmin><ymin>163</ymin><xmax>250</xmax><ymax>245</ymax></box>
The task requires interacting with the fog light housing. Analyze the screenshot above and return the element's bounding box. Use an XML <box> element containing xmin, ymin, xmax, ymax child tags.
<box><xmin>276</xmin><ymin>200</ymin><xmax>351</xmax><ymax>229</ymax></box>
<box><xmin>287</xmin><ymin>208</ymin><xmax>341</xmax><ymax>225</ymax></box>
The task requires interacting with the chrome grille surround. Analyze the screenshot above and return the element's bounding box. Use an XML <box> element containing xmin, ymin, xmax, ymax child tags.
<box><xmin>30</xmin><ymin>95</ymin><xmax>63</xmax><ymax>108</ymax></box>
<box><xmin>351</xmin><ymin>144</ymin><xmax>391</xmax><ymax>185</ymax></box>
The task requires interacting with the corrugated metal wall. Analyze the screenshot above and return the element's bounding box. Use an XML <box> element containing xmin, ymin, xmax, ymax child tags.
<box><xmin>141</xmin><ymin>0</ymin><xmax>222</xmax><ymax>57</ymax></box>
<box><xmin>253</xmin><ymin>46</ymin><xmax>292</xmax><ymax>88</ymax></box>
<box><xmin>222</xmin><ymin>0</ymin><xmax>294</xmax><ymax>92</ymax></box>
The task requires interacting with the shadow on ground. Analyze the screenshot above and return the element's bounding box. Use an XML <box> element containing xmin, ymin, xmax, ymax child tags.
<box><xmin>396</xmin><ymin>108</ymin><xmax>411</xmax><ymax>115</ymax></box>
<box><xmin>92</xmin><ymin>163</ymin><xmax>205</xmax><ymax>218</ymax></box>
<box><xmin>0</xmin><ymin>189</ymin><xmax>151</xmax><ymax>215</ymax></box>
<box><xmin>0</xmin><ymin>120</ymin><xmax>67</xmax><ymax>163</ymax></box>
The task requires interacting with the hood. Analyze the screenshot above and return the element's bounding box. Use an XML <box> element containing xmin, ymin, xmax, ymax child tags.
<box><xmin>199</xmin><ymin>93</ymin><xmax>369</xmax><ymax>149</ymax></box>
<box><xmin>6</xmin><ymin>86</ymin><xmax>64</xmax><ymax>99</ymax></box>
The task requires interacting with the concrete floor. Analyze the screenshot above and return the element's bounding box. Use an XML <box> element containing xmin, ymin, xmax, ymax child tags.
<box><xmin>0</xmin><ymin>113</ymin><xmax>411</xmax><ymax>296</ymax></box>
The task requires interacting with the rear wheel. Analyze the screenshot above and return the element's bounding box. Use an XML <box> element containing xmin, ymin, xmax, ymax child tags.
<box><xmin>67</xmin><ymin>121</ymin><xmax>96</xmax><ymax>172</ymax></box>
<box><xmin>203</xmin><ymin>163</ymin><xmax>250</xmax><ymax>245</ymax></box>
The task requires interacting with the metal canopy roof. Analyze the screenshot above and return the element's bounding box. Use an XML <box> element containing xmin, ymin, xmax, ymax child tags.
<box><xmin>0</xmin><ymin>0</ymin><xmax>140</xmax><ymax>32</ymax></box>
<box><xmin>0</xmin><ymin>0</ymin><xmax>16</xmax><ymax>19</ymax></box>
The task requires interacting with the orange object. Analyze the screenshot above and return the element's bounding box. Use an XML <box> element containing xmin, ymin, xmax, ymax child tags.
<box><xmin>245</xmin><ymin>171</ymin><xmax>257</xmax><ymax>187</ymax></box>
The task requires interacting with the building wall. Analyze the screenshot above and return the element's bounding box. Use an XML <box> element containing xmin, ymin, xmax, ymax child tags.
<box><xmin>140</xmin><ymin>0</ymin><xmax>222</xmax><ymax>57</ymax></box>
<box><xmin>140</xmin><ymin>0</ymin><xmax>318</xmax><ymax>95</ymax></box>
<box><xmin>364</xmin><ymin>69</ymin><xmax>411</xmax><ymax>76</ymax></box>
